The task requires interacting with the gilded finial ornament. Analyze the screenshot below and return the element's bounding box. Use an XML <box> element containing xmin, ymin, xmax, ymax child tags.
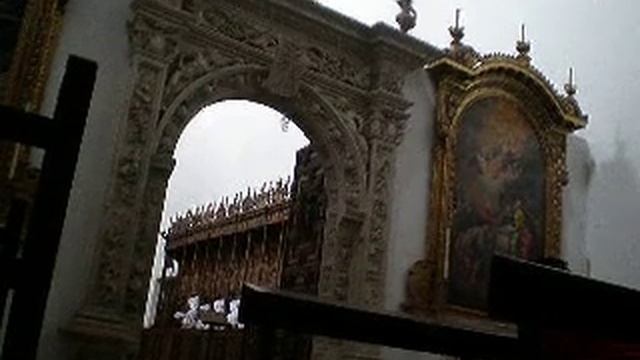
<box><xmin>564</xmin><ymin>67</ymin><xmax>577</xmax><ymax>96</ymax></box>
<box><xmin>396</xmin><ymin>0</ymin><xmax>417</xmax><ymax>33</ymax></box>
<box><xmin>448</xmin><ymin>8</ymin><xmax>464</xmax><ymax>45</ymax></box>
<box><xmin>442</xmin><ymin>8</ymin><xmax>480</xmax><ymax>67</ymax></box>
<box><xmin>516</xmin><ymin>24</ymin><xmax>531</xmax><ymax>62</ymax></box>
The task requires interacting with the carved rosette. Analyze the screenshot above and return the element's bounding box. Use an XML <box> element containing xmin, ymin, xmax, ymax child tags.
<box><xmin>406</xmin><ymin>53</ymin><xmax>587</xmax><ymax>319</ymax></box>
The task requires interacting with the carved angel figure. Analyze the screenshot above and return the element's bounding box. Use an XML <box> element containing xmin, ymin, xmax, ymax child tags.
<box><xmin>396</xmin><ymin>0</ymin><xmax>417</xmax><ymax>33</ymax></box>
<box><xmin>173</xmin><ymin>295</ymin><xmax>211</xmax><ymax>330</ymax></box>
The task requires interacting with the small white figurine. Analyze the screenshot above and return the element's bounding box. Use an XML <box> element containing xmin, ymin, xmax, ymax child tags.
<box><xmin>226</xmin><ymin>299</ymin><xmax>244</xmax><ymax>329</ymax></box>
<box><xmin>212</xmin><ymin>298</ymin><xmax>227</xmax><ymax>331</ymax></box>
<box><xmin>173</xmin><ymin>295</ymin><xmax>211</xmax><ymax>330</ymax></box>
<box><xmin>213</xmin><ymin>298</ymin><xmax>226</xmax><ymax>314</ymax></box>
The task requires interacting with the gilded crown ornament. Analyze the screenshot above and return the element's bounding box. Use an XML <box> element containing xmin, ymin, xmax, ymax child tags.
<box><xmin>396</xmin><ymin>0</ymin><xmax>417</xmax><ymax>33</ymax></box>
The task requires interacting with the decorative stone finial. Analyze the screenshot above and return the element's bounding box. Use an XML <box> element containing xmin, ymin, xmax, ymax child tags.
<box><xmin>448</xmin><ymin>8</ymin><xmax>464</xmax><ymax>45</ymax></box>
<box><xmin>396</xmin><ymin>0</ymin><xmax>417</xmax><ymax>33</ymax></box>
<box><xmin>564</xmin><ymin>67</ymin><xmax>577</xmax><ymax>96</ymax></box>
<box><xmin>516</xmin><ymin>24</ymin><xmax>531</xmax><ymax>62</ymax></box>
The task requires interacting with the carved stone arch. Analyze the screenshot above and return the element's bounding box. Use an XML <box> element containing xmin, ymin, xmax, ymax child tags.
<box><xmin>116</xmin><ymin>63</ymin><xmax>371</xmax><ymax>321</ymax></box>
<box><xmin>68</xmin><ymin>1</ymin><xmax>441</xmax><ymax>357</ymax></box>
<box><xmin>154</xmin><ymin>64</ymin><xmax>368</xmax><ymax>212</ymax></box>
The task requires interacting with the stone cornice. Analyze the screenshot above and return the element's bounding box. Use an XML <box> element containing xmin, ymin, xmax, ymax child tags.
<box><xmin>132</xmin><ymin>0</ymin><xmax>442</xmax><ymax>73</ymax></box>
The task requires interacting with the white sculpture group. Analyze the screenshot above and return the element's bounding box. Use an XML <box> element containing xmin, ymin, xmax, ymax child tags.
<box><xmin>173</xmin><ymin>295</ymin><xmax>211</xmax><ymax>330</ymax></box>
<box><xmin>174</xmin><ymin>295</ymin><xmax>243</xmax><ymax>330</ymax></box>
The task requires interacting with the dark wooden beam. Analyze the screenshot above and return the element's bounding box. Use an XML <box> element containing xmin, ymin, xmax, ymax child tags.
<box><xmin>489</xmin><ymin>255</ymin><xmax>640</xmax><ymax>343</ymax></box>
<box><xmin>1</xmin><ymin>55</ymin><xmax>97</xmax><ymax>360</ymax></box>
<box><xmin>0</xmin><ymin>107</ymin><xmax>54</xmax><ymax>148</ymax></box>
<box><xmin>240</xmin><ymin>284</ymin><xmax>519</xmax><ymax>359</ymax></box>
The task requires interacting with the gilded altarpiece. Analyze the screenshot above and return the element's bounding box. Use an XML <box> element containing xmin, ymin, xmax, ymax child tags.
<box><xmin>404</xmin><ymin>36</ymin><xmax>588</xmax><ymax>323</ymax></box>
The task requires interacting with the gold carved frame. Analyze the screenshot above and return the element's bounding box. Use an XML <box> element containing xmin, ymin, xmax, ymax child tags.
<box><xmin>3</xmin><ymin>0</ymin><xmax>64</xmax><ymax>109</ymax></box>
<box><xmin>0</xmin><ymin>0</ymin><xmax>64</xmax><ymax>213</ymax></box>
<box><xmin>404</xmin><ymin>43</ymin><xmax>587</xmax><ymax>321</ymax></box>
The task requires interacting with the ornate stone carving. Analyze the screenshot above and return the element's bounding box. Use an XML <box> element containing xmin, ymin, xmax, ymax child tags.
<box><xmin>303</xmin><ymin>45</ymin><xmax>370</xmax><ymax>90</ymax></box>
<box><xmin>94</xmin><ymin>60</ymin><xmax>165</xmax><ymax>308</ymax></box>
<box><xmin>263</xmin><ymin>40</ymin><xmax>308</xmax><ymax>98</ymax></box>
<box><xmin>161</xmin><ymin>48</ymin><xmax>236</xmax><ymax>114</ymax></box>
<box><xmin>124</xmin><ymin>155</ymin><xmax>175</xmax><ymax>318</ymax></box>
<box><xmin>377</xmin><ymin>62</ymin><xmax>405</xmax><ymax>95</ymax></box>
<box><xmin>362</xmin><ymin>144</ymin><xmax>393</xmax><ymax>308</ymax></box>
<box><xmin>200</xmin><ymin>5</ymin><xmax>279</xmax><ymax>55</ymax></box>
<box><xmin>76</xmin><ymin>1</ymin><xmax>440</xmax><ymax>359</ymax></box>
<box><xmin>128</xmin><ymin>14</ymin><xmax>179</xmax><ymax>60</ymax></box>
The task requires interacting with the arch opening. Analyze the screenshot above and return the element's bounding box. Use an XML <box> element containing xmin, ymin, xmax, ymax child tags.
<box><xmin>142</xmin><ymin>99</ymin><xmax>326</xmax><ymax>331</ymax></box>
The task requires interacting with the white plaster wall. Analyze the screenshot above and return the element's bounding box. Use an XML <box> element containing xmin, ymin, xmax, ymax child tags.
<box><xmin>382</xmin><ymin>69</ymin><xmax>442</xmax><ymax>360</ymax></box>
<box><xmin>36</xmin><ymin>0</ymin><xmax>134</xmax><ymax>358</ymax></box>
<box><xmin>562</xmin><ymin>135</ymin><xmax>594</xmax><ymax>275</ymax></box>
<box><xmin>385</xmin><ymin>68</ymin><xmax>434</xmax><ymax>313</ymax></box>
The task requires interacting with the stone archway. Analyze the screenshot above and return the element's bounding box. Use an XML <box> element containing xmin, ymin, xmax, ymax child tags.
<box><xmin>130</xmin><ymin>64</ymin><xmax>370</xmax><ymax>315</ymax></box>
<box><xmin>67</xmin><ymin>0</ymin><xmax>439</xmax><ymax>357</ymax></box>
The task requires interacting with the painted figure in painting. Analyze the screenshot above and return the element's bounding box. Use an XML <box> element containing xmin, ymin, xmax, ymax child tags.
<box><xmin>448</xmin><ymin>97</ymin><xmax>545</xmax><ymax>311</ymax></box>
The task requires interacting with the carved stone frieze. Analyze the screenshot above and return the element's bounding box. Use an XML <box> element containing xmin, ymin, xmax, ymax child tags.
<box><xmin>263</xmin><ymin>39</ymin><xmax>308</xmax><ymax>98</ymax></box>
<box><xmin>200</xmin><ymin>5</ymin><xmax>279</xmax><ymax>55</ymax></box>
<box><xmin>362</xmin><ymin>143</ymin><xmax>393</xmax><ymax>308</ymax></box>
<box><xmin>377</xmin><ymin>62</ymin><xmax>405</xmax><ymax>94</ymax></box>
<box><xmin>93</xmin><ymin>60</ymin><xmax>165</xmax><ymax>309</ymax></box>
<box><xmin>160</xmin><ymin>47</ymin><xmax>237</xmax><ymax>116</ymax></box>
<box><xmin>128</xmin><ymin>14</ymin><xmax>179</xmax><ymax>61</ymax></box>
<box><xmin>304</xmin><ymin>45</ymin><xmax>370</xmax><ymax>90</ymax></box>
<box><xmin>124</xmin><ymin>155</ymin><xmax>175</xmax><ymax>318</ymax></box>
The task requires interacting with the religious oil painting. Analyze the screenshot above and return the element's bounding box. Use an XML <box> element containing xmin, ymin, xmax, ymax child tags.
<box><xmin>448</xmin><ymin>97</ymin><xmax>545</xmax><ymax>311</ymax></box>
